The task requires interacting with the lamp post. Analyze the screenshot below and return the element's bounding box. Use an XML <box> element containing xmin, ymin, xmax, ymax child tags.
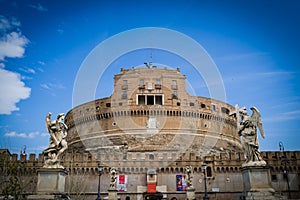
<box><xmin>96</xmin><ymin>163</ymin><xmax>103</xmax><ymax>200</ymax></box>
<box><xmin>202</xmin><ymin>162</ymin><xmax>209</xmax><ymax>200</ymax></box>
<box><xmin>279</xmin><ymin>142</ymin><xmax>291</xmax><ymax>199</ymax></box>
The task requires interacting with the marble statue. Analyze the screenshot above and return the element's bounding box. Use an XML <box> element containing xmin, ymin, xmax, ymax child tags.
<box><xmin>184</xmin><ymin>165</ymin><xmax>193</xmax><ymax>189</ymax></box>
<box><xmin>109</xmin><ymin>167</ymin><xmax>118</xmax><ymax>190</ymax></box>
<box><xmin>43</xmin><ymin>112</ymin><xmax>68</xmax><ymax>168</ymax></box>
<box><xmin>232</xmin><ymin>105</ymin><xmax>266</xmax><ymax>167</ymax></box>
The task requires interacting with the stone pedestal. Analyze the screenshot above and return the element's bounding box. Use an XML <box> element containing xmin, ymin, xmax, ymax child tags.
<box><xmin>241</xmin><ymin>166</ymin><xmax>276</xmax><ymax>200</ymax></box>
<box><xmin>186</xmin><ymin>188</ymin><xmax>196</xmax><ymax>200</ymax></box>
<box><xmin>108</xmin><ymin>189</ymin><xmax>118</xmax><ymax>200</ymax></box>
<box><xmin>28</xmin><ymin>168</ymin><xmax>68</xmax><ymax>200</ymax></box>
<box><xmin>37</xmin><ymin>168</ymin><xmax>67</xmax><ymax>194</ymax></box>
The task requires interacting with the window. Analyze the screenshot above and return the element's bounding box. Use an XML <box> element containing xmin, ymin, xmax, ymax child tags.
<box><xmin>138</xmin><ymin>95</ymin><xmax>145</xmax><ymax>105</ymax></box>
<box><xmin>212</xmin><ymin>105</ymin><xmax>216</xmax><ymax>111</ymax></box>
<box><xmin>172</xmin><ymin>80</ymin><xmax>177</xmax><ymax>86</ymax></box>
<box><xmin>139</xmin><ymin>79</ymin><xmax>145</xmax><ymax>89</ymax></box>
<box><xmin>149</xmin><ymin>154</ymin><xmax>154</xmax><ymax>160</ymax></box>
<box><xmin>190</xmin><ymin>102</ymin><xmax>195</xmax><ymax>107</ymax></box>
<box><xmin>106</xmin><ymin>103</ymin><xmax>111</xmax><ymax>107</ymax></box>
<box><xmin>122</xmin><ymin>80</ymin><xmax>128</xmax><ymax>89</ymax></box>
<box><xmin>156</xmin><ymin>95</ymin><xmax>162</xmax><ymax>105</ymax></box>
<box><xmin>201</xmin><ymin>104</ymin><xmax>206</xmax><ymax>109</ymax></box>
<box><xmin>139</xmin><ymin>79</ymin><xmax>144</xmax><ymax>86</ymax></box>
<box><xmin>221</xmin><ymin>107</ymin><xmax>230</xmax><ymax>114</ymax></box>
<box><xmin>137</xmin><ymin>95</ymin><xmax>163</xmax><ymax>105</ymax></box>
<box><xmin>155</xmin><ymin>79</ymin><xmax>161</xmax><ymax>89</ymax></box>
<box><xmin>172</xmin><ymin>80</ymin><xmax>177</xmax><ymax>90</ymax></box>
<box><xmin>122</xmin><ymin>90</ymin><xmax>127</xmax><ymax>99</ymax></box>
<box><xmin>172</xmin><ymin>91</ymin><xmax>178</xmax><ymax>99</ymax></box>
<box><xmin>206</xmin><ymin>166</ymin><xmax>212</xmax><ymax>177</ymax></box>
<box><xmin>147</xmin><ymin>95</ymin><xmax>154</xmax><ymax>105</ymax></box>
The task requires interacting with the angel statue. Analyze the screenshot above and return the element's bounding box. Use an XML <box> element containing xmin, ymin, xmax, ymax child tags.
<box><xmin>184</xmin><ymin>165</ymin><xmax>194</xmax><ymax>189</ymax></box>
<box><xmin>109</xmin><ymin>167</ymin><xmax>118</xmax><ymax>190</ymax></box>
<box><xmin>232</xmin><ymin>105</ymin><xmax>266</xmax><ymax>167</ymax></box>
<box><xmin>43</xmin><ymin>112</ymin><xmax>68</xmax><ymax>168</ymax></box>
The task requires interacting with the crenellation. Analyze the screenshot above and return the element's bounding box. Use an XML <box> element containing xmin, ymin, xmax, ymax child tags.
<box><xmin>29</xmin><ymin>153</ymin><xmax>35</xmax><ymax>161</ymax></box>
<box><xmin>37</xmin><ymin>153</ymin><xmax>43</xmax><ymax>162</ymax></box>
<box><xmin>12</xmin><ymin>153</ymin><xmax>18</xmax><ymax>161</ymax></box>
<box><xmin>1</xmin><ymin>151</ymin><xmax>300</xmax><ymax>167</ymax></box>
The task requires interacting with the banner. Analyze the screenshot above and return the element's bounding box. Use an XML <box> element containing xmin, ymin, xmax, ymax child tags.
<box><xmin>176</xmin><ymin>174</ymin><xmax>187</xmax><ymax>191</ymax></box>
<box><xmin>116</xmin><ymin>174</ymin><xmax>127</xmax><ymax>192</ymax></box>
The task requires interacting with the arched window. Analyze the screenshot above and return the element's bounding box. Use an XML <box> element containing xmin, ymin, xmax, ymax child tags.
<box><xmin>149</xmin><ymin>154</ymin><xmax>154</xmax><ymax>160</ymax></box>
<box><xmin>206</xmin><ymin>166</ymin><xmax>212</xmax><ymax>177</ymax></box>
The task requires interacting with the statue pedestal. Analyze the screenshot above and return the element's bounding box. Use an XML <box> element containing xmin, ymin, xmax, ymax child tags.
<box><xmin>28</xmin><ymin>168</ymin><xmax>68</xmax><ymax>200</ymax></box>
<box><xmin>37</xmin><ymin>168</ymin><xmax>67</xmax><ymax>194</ymax></box>
<box><xmin>108</xmin><ymin>189</ymin><xmax>119</xmax><ymax>200</ymax></box>
<box><xmin>241</xmin><ymin>165</ymin><xmax>276</xmax><ymax>200</ymax></box>
<box><xmin>186</xmin><ymin>188</ymin><xmax>196</xmax><ymax>200</ymax></box>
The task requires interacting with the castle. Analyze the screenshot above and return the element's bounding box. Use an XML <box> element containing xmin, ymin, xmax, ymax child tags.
<box><xmin>1</xmin><ymin>66</ymin><xmax>299</xmax><ymax>199</ymax></box>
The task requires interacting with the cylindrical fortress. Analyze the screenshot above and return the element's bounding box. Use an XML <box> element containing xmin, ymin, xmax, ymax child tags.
<box><xmin>65</xmin><ymin>67</ymin><xmax>242</xmax><ymax>166</ymax></box>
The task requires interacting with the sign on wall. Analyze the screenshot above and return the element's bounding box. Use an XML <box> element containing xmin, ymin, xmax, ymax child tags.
<box><xmin>116</xmin><ymin>174</ymin><xmax>127</xmax><ymax>192</ymax></box>
<box><xmin>176</xmin><ymin>174</ymin><xmax>187</xmax><ymax>191</ymax></box>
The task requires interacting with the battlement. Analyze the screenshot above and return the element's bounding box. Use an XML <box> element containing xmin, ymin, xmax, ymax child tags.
<box><xmin>1</xmin><ymin>149</ymin><xmax>299</xmax><ymax>166</ymax></box>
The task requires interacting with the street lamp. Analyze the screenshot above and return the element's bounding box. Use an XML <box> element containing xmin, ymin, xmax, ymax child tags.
<box><xmin>279</xmin><ymin>142</ymin><xmax>291</xmax><ymax>199</ymax></box>
<box><xmin>96</xmin><ymin>163</ymin><xmax>103</xmax><ymax>200</ymax></box>
<box><xmin>202</xmin><ymin>162</ymin><xmax>209</xmax><ymax>200</ymax></box>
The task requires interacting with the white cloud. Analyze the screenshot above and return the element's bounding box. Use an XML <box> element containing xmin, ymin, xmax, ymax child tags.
<box><xmin>19</xmin><ymin>67</ymin><xmax>36</xmax><ymax>74</ymax></box>
<box><xmin>28</xmin><ymin>3</ymin><xmax>48</xmax><ymax>12</ymax></box>
<box><xmin>40</xmin><ymin>83</ymin><xmax>50</xmax><ymax>90</ymax></box>
<box><xmin>21</xmin><ymin>75</ymin><xmax>33</xmax><ymax>80</ymax></box>
<box><xmin>0</xmin><ymin>16</ymin><xmax>29</xmax><ymax>61</ymax></box>
<box><xmin>0</xmin><ymin>15</ymin><xmax>20</xmax><ymax>32</ymax></box>
<box><xmin>0</xmin><ymin>68</ymin><xmax>31</xmax><ymax>114</ymax></box>
<box><xmin>41</xmin><ymin>133</ymin><xmax>48</xmax><ymax>137</ymax></box>
<box><xmin>4</xmin><ymin>131</ymin><xmax>44</xmax><ymax>138</ymax></box>
<box><xmin>0</xmin><ymin>16</ymin><xmax>31</xmax><ymax>114</ymax></box>
<box><xmin>5</xmin><ymin>131</ymin><xmax>27</xmax><ymax>138</ymax></box>
<box><xmin>40</xmin><ymin>82</ymin><xmax>65</xmax><ymax>90</ymax></box>
<box><xmin>38</xmin><ymin>61</ymin><xmax>45</xmax><ymax>66</ymax></box>
<box><xmin>0</xmin><ymin>32</ymin><xmax>29</xmax><ymax>60</ymax></box>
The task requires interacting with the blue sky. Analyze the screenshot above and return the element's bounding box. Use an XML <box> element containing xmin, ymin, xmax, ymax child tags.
<box><xmin>0</xmin><ymin>0</ymin><xmax>299</xmax><ymax>154</ymax></box>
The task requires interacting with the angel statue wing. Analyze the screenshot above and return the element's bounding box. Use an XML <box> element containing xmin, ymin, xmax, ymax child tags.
<box><xmin>250</xmin><ymin>107</ymin><xmax>265</xmax><ymax>138</ymax></box>
<box><xmin>229</xmin><ymin>104</ymin><xmax>241</xmax><ymax>132</ymax></box>
<box><xmin>45</xmin><ymin>112</ymin><xmax>52</xmax><ymax>133</ymax></box>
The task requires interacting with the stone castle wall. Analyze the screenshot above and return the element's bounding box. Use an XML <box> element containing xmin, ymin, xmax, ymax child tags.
<box><xmin>1</xmin><ymin>150</ymin><xmax>300</xmax><ymax>199</ymax></box>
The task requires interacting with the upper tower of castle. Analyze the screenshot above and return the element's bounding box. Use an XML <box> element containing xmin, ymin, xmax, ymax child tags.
<box><xmin>111</xmin><ymin>66</ymin><xmax>187</xmax><ymax>107</ymax></box>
